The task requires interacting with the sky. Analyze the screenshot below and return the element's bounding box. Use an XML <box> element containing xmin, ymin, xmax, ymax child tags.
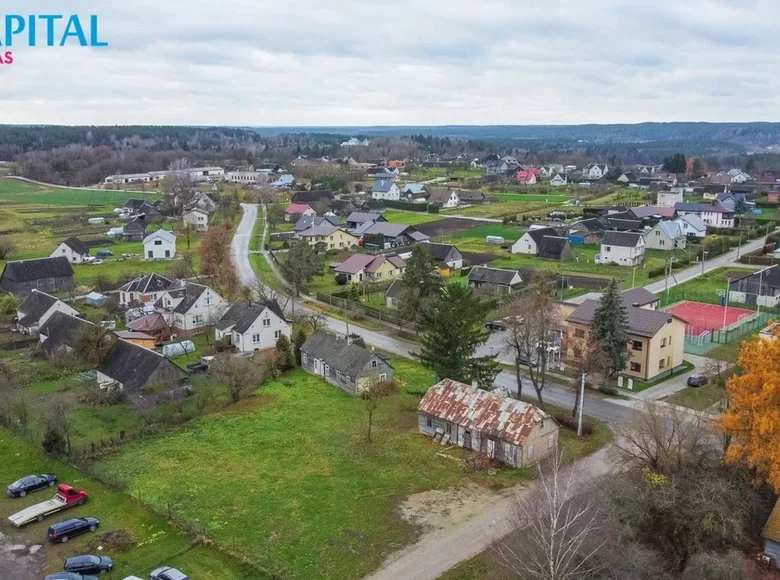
<box><xmin>1</xmin><ymin>0</ymin><xmax>779</xmax><ymax>126</ymax></box>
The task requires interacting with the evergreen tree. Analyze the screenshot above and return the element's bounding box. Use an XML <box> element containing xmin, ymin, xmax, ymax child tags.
<box><xmin>590</xmin><ymin>279</ymin><xmax>629</xmax><ymax>376</ymax></box>
<box><xmin>415</xmin><ymin>282</ymin><xmax>499</xmax><ymax>388</ymax></box>
<box><xmin>402</xmin><ymin>244</ymin><xmax>442</xmax><ymax>298</ymax></box>
<box><xmin>275</xmin><ymin>334</ymin><xmax>295</xmax><ymax>370</ymax></box>
<box><xmin>292</xmin><ymin>327</ymin><xmax>308</xmax><ymax>366</ymax></box>
<box><xmin>279</xmin><ymin>240</ymin><xmax>323</xmax><ymax>296</ymax></box>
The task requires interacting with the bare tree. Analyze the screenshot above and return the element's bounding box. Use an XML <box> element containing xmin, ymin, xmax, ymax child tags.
<box><xmin>491</xmin><ymin>451</ymin><xmax>605</xmax><ymax>580</ymax></box>
<box><xmin>266</xmin><ymin>203</ymin><xmax>285</xmax><ymax>230</ymax></box>
<box><xmin>73</xmin><ymin>324</ymin><xmax>117</xmax><ymax>366</ymax></box>
<box><xmin>0</xmin><ymin>237</ymin><xmax>15</xmax><ymax>260</ymax></box>
<box><xmin>304</xmin><ymin>312</ymin><xmax>327</xmax><ymax>333</ymax></box>
<box><xmin>567</xmin><ymin>336</ymin><xmax>610</xmax><ymax>417</ymax></box>
<box><xmin>612</xmin><ymin>403</ymin><xmax>716</xmax><ymax>474</ymax></box>
<box><xmin>209</xmin><ymin>353</ymin><xmax>266</xmax><ymax>403</ymax></box>
<box><xmin>362</xmin><ymin>378</ymin><xmax>397</xmax><ymax>442</ymax></box>
<box><xmin>503</xmin><ymin>282</ymin><xmax>561</xmax><ymax>408</ymax></box>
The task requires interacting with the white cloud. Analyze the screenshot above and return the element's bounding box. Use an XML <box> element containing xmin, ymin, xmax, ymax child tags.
<box><xmin>2</xmin><ymin>0</ymin><xmax>780</xmax><ymax>125</ymax></box>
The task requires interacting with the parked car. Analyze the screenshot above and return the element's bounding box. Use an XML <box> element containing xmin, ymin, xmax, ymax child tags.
<box><xmin>47</xmin><ymin>516</ymin><xmax>99</xmax><ymax>543</ymax></box>
<box><xmin>91</xmin><ymin>259</ymin><xmax>104</xmax><ymax>265</ymax></box>
<box><xmin>150</xmin><ymin>567</ymin><xmax>190</xmax><ymax>580</ymax></box>
<box><xmin>122</xmin><ymin>577</ymin><xmax>144</xmax><ymax>580</ymax></box>
<box><xmin>82</xmin><ymin>256</ymin><xmax>96</xmax><ymax>264</ymax></box>
<box><xmin>6</xmin><ymin>473</ymin><xmax>56</xmax><ymax>497</ymax></box>
<box><xmin>45</xmin><ymin>574</ymin><xmax>98</xmax><ymax>580</ymax></box>
<box><xmin>687</xmin><ymin>373</ymin><xmax>709</xmax><ymax>387</ymax></box>
<box><xmin>64</xmin><ymin>555</ymin><xmax>114</xmax><ymax>575</ymax></box>
<box><xmin>484</xmin><ymin>320</ymin><xmax>506</xmax><ymax>332</ymax></box>
<box><xmin>516</xmin><ymin>353</ymin><xmax>539</xmax><ymax>368</ymax></box>
<box><xmin>95</xmin><ymin>250</ymin><xmax>113</xmax><ymax>258</ymax></box>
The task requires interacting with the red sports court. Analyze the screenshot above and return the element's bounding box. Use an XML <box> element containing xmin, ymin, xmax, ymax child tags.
<box><xmin>663</xmin><ymin>300</ymin><xmax>756</xmax><ymax>335</ymax></box>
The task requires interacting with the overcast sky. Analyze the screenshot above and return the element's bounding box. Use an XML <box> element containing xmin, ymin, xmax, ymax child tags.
<box><xmin>2</xmin><ymin>0</ymin><xmax>778</xmax><ymax>126</ymax></box>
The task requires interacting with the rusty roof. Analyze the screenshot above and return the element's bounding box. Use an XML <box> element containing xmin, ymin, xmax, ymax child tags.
<box><xmin>418</xmin><ymin>379</ymin><xmax>550</xmax><ymax>447</ymax></box>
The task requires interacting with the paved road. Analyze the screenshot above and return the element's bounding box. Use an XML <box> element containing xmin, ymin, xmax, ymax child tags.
<box><xmin>365</xmin><ymin>447</ymin><xmax>614</xmax><ymax>580</ymax></box>
<box><xmin>232</xmin><ymin>204</ymin><xmax>633</xmax><ymax>425</ymax></box>
<box><xmin>644</xmin><ymin>235</ymin><xmax>769</xmax><ymax>294</ymax></box>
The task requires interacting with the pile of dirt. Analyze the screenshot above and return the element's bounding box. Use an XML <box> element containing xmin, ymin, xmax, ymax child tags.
<box><xmin>85</xmin><ymin>529</ymin><xmax>135</xmax><ymax>553</ymax></box>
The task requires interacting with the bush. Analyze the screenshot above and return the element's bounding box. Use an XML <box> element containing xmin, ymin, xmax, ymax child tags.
<box><xmin>0</xmin><ymin>294</ymin><xmax>19</xmax><ymax>315</ymax></box>
<box><xmin>598</xmin><ymin>385</ymin><xmax>619</xmax><ymax>396</ymax></box>
<box><xmin>552</xmin><ymin>412</ymin><xmax>594</xmax><ymax>435</ymax></box>
<box><xmin>681</xmin><ymin>550</ymin><xmax>748</xmax><ymax>580</ymax></box>
<box><xmin>427</xmin><ymin>204</ymin><xmax>440</xmax><ymax>214</ymax></box>
<box><xmin>42</xmin><ymin>426</ymin><xmax>66</xmax><ymax>455</ymax></box>
<box><xmin>335</xmin><ymin>273</ymin><xmax>348</xmax><ymax>286</ymax></box>
<box><xmin>80</xmin><ymin>384</ymin><xmax>127</xmax><ymax>406</ymax></box>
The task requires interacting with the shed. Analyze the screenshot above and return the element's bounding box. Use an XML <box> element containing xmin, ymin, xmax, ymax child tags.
<box><xmin>162</xmin><ymin>340</ymin><xmax>196</xmax><ymax>358</ymax></box>
<box><xmin>85</xmin><ymin>291</ymin><xmax>108</xmax><ymax>307</ymax></box>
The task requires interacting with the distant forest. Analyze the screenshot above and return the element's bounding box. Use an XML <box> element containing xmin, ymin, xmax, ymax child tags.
<box><xmin>2</xmin><ymin>123</ymin><xmax>780</xmax><ymax>186</ymax></box>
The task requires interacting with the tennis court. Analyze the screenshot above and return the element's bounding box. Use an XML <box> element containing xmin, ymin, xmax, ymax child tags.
<box><xmin>663</xmin><ymin>300</ymin><xmax>757</xmax><ymax>335</ymax></box>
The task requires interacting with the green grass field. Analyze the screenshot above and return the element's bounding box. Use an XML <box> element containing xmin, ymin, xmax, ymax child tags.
<box><xmin>450</xmin><ymin>200</ymin><xmax>571</xmax><ymax>220</ymax></box>
<box><xmin>0</xmin><ymin>178</ymin><xmax>159</xmax><ymax>208</ymax></box>
<box><xmin>494</xmin><ymin>193</ymin><xmax>573</xmax><ymax>203</ymax></box>
<box><xmin>661</xmin><ymin>266</ymin><xmax>758</xmax><ymax>299</ymax></box>
<box><xmin>92</xmin><ymin>361</ymin><xmax>533</xmax><ymax>580</ymax></box>
<box><xmin>448</xmin><ymin>223</ymin><xmax>524</xmax><ymax>242</ymax></box>
<box><xmin>381</xmin><ymin>210</ymin><xmax>444</xmax><ymax>226</ymax></box>
<box><xmin>664</xmin><ymin>383</ymin><xmax>726</xmax><ymax>412</ymax></box>
<box><xmin>0</xmin><ymin>430</ymin><xmax>264</xmax><ymax>579</ymax></box>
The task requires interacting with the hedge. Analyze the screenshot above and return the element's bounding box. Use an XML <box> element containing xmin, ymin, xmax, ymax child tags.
<box><xmin>553</xmin><ymin>413</ymin><xmax>594</xmax><ymax>436</ymax></box>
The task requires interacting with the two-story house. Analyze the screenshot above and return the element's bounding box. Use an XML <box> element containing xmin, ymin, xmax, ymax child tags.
<box><xmin>357</xmin><ymin>222</ymin><xmax>429</xmax><ymax>249</ymax></box>
<box><xmin>643</xmin><ymin>221</ymin><xmax>686</xmax><ymax>251</ymax></box>
<box><xmin>50</xmin><ymin>236</ymin><xmax>91</xmax><ymax>264</ymax></box>
<box><xmin>511</xmin><ymin>227</ymin><xmax>565</xmax><ymax>255</ymax></box>
<box><xmin>598</xmin><ymin>231</ymin><xmax>645</xmax><ymax>266</ymax></box>
<box><xmin>674</xmin><ymin>201</ymin><xmax>735</xmax><ymax>228</ymax></box>
<box><xmin>583</xmin><ymin>163</ymin><xmax>608</xmax><ymax>180</ymax></box>
<box><xmin>561</xmin><ymin>291</ymin><xmax>685</xmax><ymax>381</ymax></box>
<box><xmin>300</xmin><ymin>330</ymin><xmax>394</xmax><ymax>396</ymax></box>
<box><xmin>183</xmin><ymin>208</ymin><xmax>209</xmax><ymax>231</ymax></box>
<box><xmin>297</xmin><ymin>225</ymin><xmax>360</xmax><ymax>250</ymax></box>
<box><xmin>427</xmin><ymin>189</ymin><xmax>460</xmax><ymax>209</ymax></box>
<box><xmin>371</xmin><ymin>180</ymin><xmax>401</xmax><ymax>201</ymax></box>
<box><xmin>143</xmin><ymin>229</ymin><xmax>177</xmax><ymax>260</ymax></box>
<box><xmin>215</xmin><ymin>299</ymin><xmax>291</xmax><ymax>353</ymax></box>
<box><xmin>118</xmin><ymin>273</ymin><xmax>174</xmax><ymax>307</ymax></box>
<box><xmin>16</xmin><ymin>289</ymin><xmax>80</xmax><ymax>335</ymax></box>
<box><xmin>154</xmin><ymin>280</ymin><xmax>228</xmax><ymax>336</ymax></box>
<box><xmin>673</xmin><ymin>214</ymin><xmax>707</xmax><ymax>238</ymax></box>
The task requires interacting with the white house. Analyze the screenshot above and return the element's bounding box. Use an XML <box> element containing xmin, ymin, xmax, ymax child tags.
<box><xmin>15</xmin><ymin>289</ymin><xmax>80</xmax><ymax>334</ymax></box>
<box><xmin>215</xmin><ymin>299</ymin><xmax>291</xmax><ymax>353</ymax></box>
<box><xmin>598</xmin><ymin>231</ymin><xmax>645</xmax><ymax>266</ymax></box>
<box><xmin>143</xmin><ymin>229</ymin><xmax>177</xmax><ymax>259</ymax></box>
<box><xmin>550</xmin><ymin>173</ymin><xmax>567</xmax><ymax>187</ymax></box>
<box><xmin>511</xmin><ymin>227</ymin><xmax>561</xmax><ymax>255</ymax></box>
<box><xmin>428</xmin><ymin>189</ymin><xmax>460</xmax><ymax>208</ymax></box>
<box><xmin>674</xmin><ymin>214</ymin><xmax>707</xmax><ymax>238</ymax></box>
<box><xmin>50</xmin><ymin>236</ymin><xmax>91</xmax><ymax>264</ymax></box>
<box><xmin>674</xmin><ymin>202</ymin><xmax>735</xmax><ymax>228</ymax></box>
<box><xmin>183</xmin><ymin>208</ymin><xmax>209</xmax><ymax>231</ymax></box>
<box><xmin>656</xmin><ymin>190</ymin><xmax>684</xmax><ymax>208</ymax></box>
<box><xmin>643</xmin><ymin>221</ymin><xmax>686</xmax><ymax>251</ymax></box>
<box><xmin>155</xmin><ymin>280</ymin><xmax>227</xmax><ymax>336</ymax></box>
<box><xmin>583</xmin><ymin>163</ymin><xmax>608</xmax><ymax>180</ymax></box>
<box><xmin>119</xmin><ymin>273</ymin><xmax>174</xmax><ymax>306</ymax></box>
<box><xmin>371</xmin><ymin>180</ymin><xmax>401</xmax><ymax>201</ymax></box>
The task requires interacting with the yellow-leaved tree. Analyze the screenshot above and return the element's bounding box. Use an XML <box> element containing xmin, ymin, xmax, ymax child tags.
<box><xmin>721</xmin><ymin>332</ymin><xmax>780</xmax><ymax>490</ymax></box>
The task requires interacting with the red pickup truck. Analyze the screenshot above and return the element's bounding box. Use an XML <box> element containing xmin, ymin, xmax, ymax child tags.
<box><xmin>8</xmin><ymin>484</ymin><xmax>87</xmax><ymax>527</ymax></box>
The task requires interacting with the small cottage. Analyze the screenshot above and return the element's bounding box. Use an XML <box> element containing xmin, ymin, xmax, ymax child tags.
<box><xmin>143</xmin><ymin>229</ymin><xmax>177</xmax><ymax>260</ymax></box>
<box><xmin>300</xmin><ymin>330</ymin><xmax>394</xmax><ymax>396</ymax></box>
<box><xmin>38</xmin><ymin>311</ymin><xmax>94</xmax><ymax>359</ymax></box>
<box><xmin>16</xmin><ymin>290</ymin><xmax>79</xmax><ymax>335</ymax></box>
<box><xmin>50</xmin><ymin>236</ymin><xmax>91</xmax><ymax>264</ymax></box>
<box><xmin>97</xmin><ymin>339</ymin><xmax>187</xmax><ymax>391</ymax></box>
<box><xmin>467</xmin><ymin>266</ymin><xmax>523</xmax><ymax>294</ymax></box>
<box><xmin>418</xmin><ymin>379</ymin><xmax>558</xmax><ymax>468</ymax></box>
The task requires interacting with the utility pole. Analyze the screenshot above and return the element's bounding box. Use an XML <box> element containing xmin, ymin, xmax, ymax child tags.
<box><xmin>631</xmin><ymin>266</ymin><xmax>637</xmax><ymax>289</ymax></box>
<box><xmin>736</xmin><ymin>232</ymin><xmax>742</xmax><ymax>260</ymax></box>
<box><xmin>577</xmin><ymin>372</ymin><xmax>586</xmax><ymax>437</ymax></box>
<box><xmin>722</xmin><ymin>279</ymin><xmax>730</xmax><ymax>330</ymax></box>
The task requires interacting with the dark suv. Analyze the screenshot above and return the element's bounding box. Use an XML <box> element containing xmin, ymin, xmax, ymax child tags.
<box><xmin>64</xmin><ymin>554</ymin><xmax>114</xmax><ymax>575</ymax></box>
<box><xmin>47</xmin><ymin>517</ymin><xmax>100</xmax><ymax>543</ymax></box>
<box><xmin>45</xmin><ymin>574</ymin><xmax>98</xmax><ymax>580</ymax></box>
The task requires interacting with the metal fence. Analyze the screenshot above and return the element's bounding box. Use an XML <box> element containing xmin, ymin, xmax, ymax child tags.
<box><xmin>316</xmin><ymin>291</ymin><xmax>419</xmax><ymax>331</ymax></box>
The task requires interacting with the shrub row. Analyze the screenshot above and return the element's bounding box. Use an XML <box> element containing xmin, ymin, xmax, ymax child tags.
<box><xmin>552</xmin><ymin>412</ymin><xmax>594</xmax><ymax>436</ymax></box>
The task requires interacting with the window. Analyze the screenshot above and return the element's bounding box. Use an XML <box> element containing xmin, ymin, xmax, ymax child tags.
<box><xmin>192</xmin><ymin>315</ymin><xmax>203</xmax><ymax>324</ymax></box>
<box><xmin>325</xmin><ymin>365</ymin><xmax>330</xmax><ymax>377</ymax></box>
<box><xmin>302</xmin><ymin>353</ymin><xmax>307</xmax><ymax>364</ymax></box>
<box><xmin>379</xmin><ymin>373</ymin><xmax>387</xmax><ymax>381</ymax></box>
<box><xmin>661</xmin><ymin>338</ymin><xmax>666</xmax><ymax>347</ymax></box>
<box><xmin>659</xmin><ymin>240</ymin><xmax>665</xmax><ymax>245</ymax></box>
<box><xmin>371</xmin><ymin>360</ymin><xmax>377</xmax><ymax>368</ymax></box>
<box><xmin>274</xmin><ymin>330</ymin><xmax>281</xmax><ymax>339</ymax></box>
<box><xmin>252</xmin><ymin>334</ymin><xmax>260</xmax><ymax>343</ymax></box>
<box><xmin>205</xmin><ymin>296</ymin><xmax>212</xmax><ymax>305</ymax></box>
<box><xmin>527</xmin><ymin>444</ymin><xmax>535</xmax><ymax>460</ymax></box>
<box><xmin>604</xmin><ymin>245</ymin><xmax>611</xmax><ymax>252</ymax></box>
<box><xmin>262</xmin><ymin>318</ymin><xmax>271</xmax><ymax>327</ymax></box>
<box><xmin>668</xmin><ymin>335</ymin><xmax>672</xmax><ymax>344</ymax></box>
<box><xmin>655</xmin><ymin>230</ymin><xmax>660</xmax><ymax>235</ymax></box>
<box><xmin>345</xmin><ymin>375</ymin><xmax>351</xmax><ymax>383</ymax></box>
<box><xmin>154</xmin><ymin>240</ymin><xmax>162</xmax><ymax>246</ymax></box>
<box><xmin>426</xmin><ymin>416</ymin><xmax>432</xmax><ymax>427</ymax></box>
<box><xmin>445</xmin><ymin>423</ymin><xmax>452</xmax><ymax>434</ymax></box>
<box><xmin>548</xmin><ymin>434</ymin><xmax>555</xmax><ymax>449</ymax></box>
<box><xmin>630</xmin><ymin>362</ymin><xmax>641</xmax><ymax>372</ymax></box>
<box><xmin>574</xmin><ymin>328</ymin><xmax>585</xmax><ymax>338</ymax></box>
<box><xmin>631</xmin><ymin>340</ymin><xmax>643</xmax><ymax>351</ymax></box>
<box><xmin>659</xmin><ymin>358</ymin><xmax>665</xmax><ymax>370</ymax></box>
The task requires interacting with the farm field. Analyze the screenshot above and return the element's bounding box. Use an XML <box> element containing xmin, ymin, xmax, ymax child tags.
<box><xmin>494</xmin><ymin>193</ymin><xmax>573</xmax><ymax>203</ymax></box>
<box><xmin>449</xmin><ymin>200</ymin><xmax>574</xmax><ymax>220</ymax></box>
<box><xmin>381</xmin><ymin>210</ymin><xmax>444</xmax><ymax>226</ymax></box>
<box><xmin>0</xmin><ymin>430</ymin><xmax>263</xmax><ymax>579</ymax></box>
<box><xmin>93</xmin><ymin>361</ymin><xmax>534</xmax><ymax>580</ymax></box>
<box><xmin>0</xmin><ymin>178</ymin><xmax>160</xmax><ymax>208</ymax></box>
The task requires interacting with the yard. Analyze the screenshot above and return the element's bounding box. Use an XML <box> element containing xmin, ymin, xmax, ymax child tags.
<box><xmin>663</xmin><ymin>383</ymin><xmax>726</xmax><ymax>412</ymax></box>
<box><xmin>381</xmin><ymin>210</ymin><xmax>444</xmax><ymax>226</ymax></box>
<box><xmin>91</xmin><ymin>360</ymin><xmax>537</xmax><ymax>580</ymax></box>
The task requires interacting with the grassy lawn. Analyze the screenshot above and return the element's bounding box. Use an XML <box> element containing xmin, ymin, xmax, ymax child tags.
<box><xmin>627</xmin><ymin>360</ymin><xmax>695</xmax><ymax>392</ymax></box>
<box><xmin>450</xmin><ymin>200</ymin><xmax>566</xmax><ymax>220</ymax></box>
<box><xmin>448</xmin><ymin>223</ymin><xmax>524</xmax><ymax>242</ymax></box>
<box><xmin>494</xmin><ymin>193</ymin><xmax>573</xmax><ymax>203</ymax></box>
<box><xmin>0</xmin><ymin>178</ymin><xmax>160</xmax><ymax>207</ymax></box>
<box><xmin>381</xmin><ymin>210</ymin><xmax>444</xmax><ymax>226</ymax></box>
<box><xmin>706</xmin><ymin>328</ymin><xmax>762</xmax><ymax>362</ymax></box>
<box><xmin>92</xmin><ymin>362</ymin><xmax>535</xmax><ymax>580</ymax></box>
<box><xmin>0</xmin><ymin>430</ymin><xmax>263</xmax><ymax>579</ymax></box>
<box><xmin>250</xmin><ymin>253</ymin><xmax>285</xmax><ymax>293</ymax></box>
<box><xmin>439</xmin><ymin>554</ymin><xmax>490</xmax><ymax>580</ymax></box>
<box><xmin>664</xmin><ymin>383</ymin><xmax>725</xmax><ymax>412</ymax></box>
<box><xmin>661</xmin><ymin>266</ymin><xmax>758</xmax><ymax>300</ymax></box>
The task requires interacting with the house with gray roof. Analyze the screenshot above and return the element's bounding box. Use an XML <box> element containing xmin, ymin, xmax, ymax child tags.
<box><xmin>729</xmin><ymin>265</ymin><xmax>780</xmax><ymax>308</ymax></box>
<box><xmin>467</xmin><ymin>266</ymin><xmax>524</xmax><ymax>294</ymax></box>
<box><xmin>50</xmin><ymin>236</ymin><xmax>91</xmax><ymax>264</ymax></box>
<box><xmin>300</xmin><ymin>330</ymin><xmax>394</xmax><ymax>395</ymax></box>
<box><xmin>360</xmin><ymin>222</ymin><xmax>429</xmax><ymax>248</ymax></box>
<box><xmin>424</xmin><ymin>242</ymin><xmax>464</xmax><ymax>272</ymax></box>
<box><xmin>402</xmin><ymin>183</ymin><xmax>429</xmax><ymax>201</ymax></box>
<box><xmin>119</xmin><ymin>273</ymin><xmax>174</xmax><ymax>306</ymax></box>
<box><xmin>38</xmin><ymin>311</ymin><xmax>94</xmax><ymax>359</ymax></box>
<box><xmin>293</xmin><ymin>214</ymin><xmax>340</xmax><ymax>233</ymax></box>
<box><xmin>154</xmin><ymin>280</ymin><xmax>227</xmax><ymax>336</ymax></box>
<box><xmin>16</xmin><ymin>289</ymin><xmax>79</xmax><ymax>335</ymax></box>
<box><xmin>215</xmin><ymin>299</ymin><xmax>290</xmax><ymax>353</ymax></box>
<box><xmin>122</xmin><ymin>217</ymin><xmax>147</xmax><ymax>242</ymax></box>
<box><xmin>0</xmin><ymin>257</ymin><xmax>74</xmax><ymax>295</ymax></box>
<box><xmin>511</xmin><ymin>227</ymin><xmax>565</xmax><ymax>255</ymax></box>
<box><xmin>427</xmin><ymin>189</ymin><xmax>460</xmax><ymax>209</ymax></box>
<box><xmin>371</xmin><ymin>180</ymin><xmax>401</xmax><ymax>201</ymax></box>
<box><xmin>385</xmin><ymin>278</ymin><xmax>405</xmax><ymax>309</ymax></box>
<box><xmin>537</xmin><ymin>236</ymin><xmax>573</xmax><ymax>261</ymax></box>
<box><xmin>643</xmin><ymin>220</ymin><xmax>686</xmax><ymax>251</ymax></box>
<box><xmin>674</xmin><ymin>201</ymin><xmax>735</xmax><ymax>228</ymax></box>
<box><xmin>97</xmin><ymin>339</ymin><xmax>187</xmax><ymax>391</ymax></box>
<box><xmin>346</xmin><ymin>211</ymin><xmax>387</xmax><ymax>230</ymax></box>
<box><xmin>457</xmin><ymin>190</ymin><xmax>487</xmax><ymax>204</ymax></box>
<box><xmin>598</xmin><ymin>231</ymin><xmax>645</xmax><ymax>266</ymax></box>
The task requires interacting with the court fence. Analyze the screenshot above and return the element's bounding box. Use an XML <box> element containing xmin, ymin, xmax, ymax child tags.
<box><xmin>659</xmin><ymin>286</ymin><xmax>780</xmax><ymax>345</ymax></box>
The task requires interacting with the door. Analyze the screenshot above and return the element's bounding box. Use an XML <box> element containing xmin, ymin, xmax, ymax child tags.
<box><xmin>463</xmin><ymin>430</ymin><xmax>472</xmax><ymax>450</ymax></box>
<box><xmin>486</xmin><ymin>439</ymin><xmax>495</xmax><ymax>458</ymax></box>
<box><xmin>147</xmin><ymin>250</ymin><xmax>153</xmax><ymax>258</ymax></box>
<box><xmin>165</xmin><ymin>250</ymin><xmax>171</xmax><ymax>258</ymax></box>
